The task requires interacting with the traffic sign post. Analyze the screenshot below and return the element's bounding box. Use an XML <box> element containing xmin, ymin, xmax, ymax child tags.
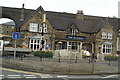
<box><xmin>12</xmin><ymin>32</ymin><xmax>20</xmax><ymax>59</ymax></box>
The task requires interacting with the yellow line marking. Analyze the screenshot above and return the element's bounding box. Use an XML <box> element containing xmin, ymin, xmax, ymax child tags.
<box><xmin>0</xmin><ymin>68</ymin><xmax>43</xmax><ymax>75</ymax></box>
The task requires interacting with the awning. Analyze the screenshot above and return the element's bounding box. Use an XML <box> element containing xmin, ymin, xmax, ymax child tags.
<box><xmin>0</xmin><ymin>34</ymin><xmax>11</xmax><ymax>37</ymax></box>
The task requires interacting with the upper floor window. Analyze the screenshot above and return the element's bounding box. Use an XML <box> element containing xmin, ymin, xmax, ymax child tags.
<box><xmin>39</xmin><ymin>23</ymin><xmax>47</xmax><ymax>33</ymax></box>
<box><xmin>102</xmin><ymin>32</ymin><xmax>113</xmax><ymax>40</ymax></box>
<box><xmin>70</xmin><ymin>29</ymin><xmax>78</xmax><ymax>35</ymax></box>
<box><xmin>12</xmin><ymin>26</ymin><xmax>14</xmax><ymax>29</ymax></box>
<box><xmin>6</xmin><ymin>31</ymin><xmax>9</xmax><ymax>33</ymax></box>
<box><xmin>29</xmin><ymin>23</ymin><xmax>38</xmax><ymax>32</ymax></box>
<box><xmin>2</xmin><ymin>26</ymin><xmax>4</xmax><ymax>28</ymax></box>
<box><xmin>102</xmin><ymin>32</ymin><xmax>107</xmax><ymax>39</ymax></box>
<box><xmin>108</xmin><ymin>32</ymin><xmax>112</xmax><ymax>39</ymax></box>
<box><xmin>6</xmin><ymin>26</ymin><xmax>9</xmax><ymax>28</ymax></box>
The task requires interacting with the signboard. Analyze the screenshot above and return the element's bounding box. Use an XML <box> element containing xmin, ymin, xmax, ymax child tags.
<box><xmin>0</xmin><ymin>40</ymin><xmax>3</xmax><ymax>51</ymax></box>
<box><xmin>12</xmin><ymin>32</ymin><xmax>20</xmax><ymax>39</ymax></box>
<box><xmin>66</xmin><ymin>35</ymin><xmax>86</xmax><ymax>40</ymax></box>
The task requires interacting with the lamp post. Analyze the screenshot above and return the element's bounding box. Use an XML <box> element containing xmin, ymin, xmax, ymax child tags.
<box><xmin>58</xmin><ymin>41</ymin><xmax>62</xmax><ymax>63</ymax></box>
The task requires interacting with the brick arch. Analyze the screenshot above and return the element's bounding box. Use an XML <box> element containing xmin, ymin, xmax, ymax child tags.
<box><xmin>1</xmin><ymin>6</ymin><xmax>34</xmax><ymax>27</ymax></box>
<box><xmin>2</xmin><ymin>13</ymin><xmax>18</xmax><ymax>25</ymax></box>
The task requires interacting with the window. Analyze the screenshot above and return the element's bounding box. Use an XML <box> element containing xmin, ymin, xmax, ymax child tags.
<box><xmin>6</xmin><ymin>26</ymin><xmax>9</xmax><ymax>28</ymax></box>
<box><xmin>102</xmin><ymin>32</ymin><xmax>107</xmax><ymax>39</ymax></box>
<box><xmin>67</xmin><ymin>42</ymin><xmax>78</xmax><ymax>50</ymax></box>
<box><xmin>29</xmin><ymin>23</ymin><xmax>38</xmax><ymax>32</ymax></box>
<box><xmin>102</xmin><ymin>44</ymin><xmax>112</xmax><ymax>54</ymax></box>
<box><xmin>12</xmin><ymin>26</ymin><xmax>14</xmax><ymax>29</ymax></box>
<box><xmin>108</xmin><ymin>32</ymin><xmax>112</xmax><ymax>39</ymax></box>
<box><xmin>102</xmin><ymin>32</ymin><xmax>113</xmax><ymax>40</ymax></box>
<box><xmin>29</xmin><ymin>39</ymin><xmax>41</xmax><ymax>51</ymax></box>
<box><xmin>6</xmin><ymin>31</ymin><xmax>9</xmax><ymax>33</ymax></box>
<box><xmin>29</xmin><ymin>39</ymin><xmax>46</xmax><ymax>51</ymax></box>
<box><xmin>70</xmin><ymin>29</ymin><xmax>78</xmax><ymax>35</ymax></box>
<box><xmin>1</xmin><ymin>31</ymin><xmax>3</xmax><ymax>33</ymax></box>
<box><xmin>2</xmin><ymin>26</ymin><xmax>4</xmax><ymax>28</ymax></box>
<box><xmin>39</xmin><ymin>23</ymin><xmax>47</xmax><ymax>33</ymax></box>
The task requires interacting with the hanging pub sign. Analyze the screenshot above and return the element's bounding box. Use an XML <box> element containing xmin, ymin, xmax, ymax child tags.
<box><xmin>66</xmin><ymin>35</ymin><xmax>86</xmax><ymax>40</ymax></box>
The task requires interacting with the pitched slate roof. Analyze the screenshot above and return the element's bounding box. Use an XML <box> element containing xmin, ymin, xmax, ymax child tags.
<box><xmin>46</xmin><ymin>11</ymin><xmax>119</xmax><ymax>33</ymax></box>
<box><xmin>19</xmin><ymin>6</ymin><xmax>119</xmax><ymax>33</ymax></box>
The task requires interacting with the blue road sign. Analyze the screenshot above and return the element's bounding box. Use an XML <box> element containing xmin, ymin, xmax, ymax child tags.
<box><xmin>12</xmin><ymin>32</ymin><xmax>20</xmax><ymax>39</ymax></box>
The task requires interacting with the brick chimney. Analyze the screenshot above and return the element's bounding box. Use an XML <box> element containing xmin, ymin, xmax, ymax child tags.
<box><xmin>76</xmin><ymin>10</ymin><xmax>84</xmax><ymax>20</ymax></box>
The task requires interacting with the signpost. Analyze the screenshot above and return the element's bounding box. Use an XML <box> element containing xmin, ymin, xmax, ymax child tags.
<box><xmin>12</xmin><ymin>32</ymin><xmax>20</xmax><ymax>59</ymax></box>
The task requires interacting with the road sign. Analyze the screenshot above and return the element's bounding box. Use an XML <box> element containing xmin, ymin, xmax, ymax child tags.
<box><xmin>12</xmin><ymin>32</ymin><xmax>20</xmax><ymax>39</ymax></box>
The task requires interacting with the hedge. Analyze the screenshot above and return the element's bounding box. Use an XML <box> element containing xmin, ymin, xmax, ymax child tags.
<box><xmin>33</xmin><ymin>51</ymin><xmax>53</xmax><ymax>58</ymax></box>
<box><xmin>104</xmin><ymin>56</ymin><xmax>118</xmax><ymax>61</ymax></box>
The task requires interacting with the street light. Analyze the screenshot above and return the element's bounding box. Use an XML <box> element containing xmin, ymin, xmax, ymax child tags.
<box><xmin>58</xmin><ymin>41</ymin><xmax>62</xmax><ymax>63</ymax></box>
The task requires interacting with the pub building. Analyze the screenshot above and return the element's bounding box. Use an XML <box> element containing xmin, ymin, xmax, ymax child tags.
<box><xmin>19</xmin><ymin>6</ymin><xmax>119</xmax><ymax>59</ymax></box>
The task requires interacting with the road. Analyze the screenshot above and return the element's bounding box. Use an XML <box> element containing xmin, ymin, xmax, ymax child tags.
<box><xmin>0</xmin><ymin>67</ymin><xmax>119</xmax><ymax>80</ymax></box>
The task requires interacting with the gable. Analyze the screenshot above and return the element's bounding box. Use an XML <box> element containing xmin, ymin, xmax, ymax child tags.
<box><xmin>20</xmin><ymin>6</ymin><xmax>45</xmax><ymax>30</ymax></box>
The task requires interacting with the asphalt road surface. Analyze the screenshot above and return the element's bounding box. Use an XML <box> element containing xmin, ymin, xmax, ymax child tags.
<box><xmin>0</xmin><ymin>67</ymin><xmax>119</xmax><ymax>80</ymax></box>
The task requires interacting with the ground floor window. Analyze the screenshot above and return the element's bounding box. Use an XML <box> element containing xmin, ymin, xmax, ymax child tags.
<box><xmin>29</xmin><ymin>39</ymin><xmax>41</xmax><ymax>51</ymax></box>
<box><xmin>102</xmin><ymin>44</ymin><xmax>112</xmax><ymax>54</ymax></box>
<box><xmin>67</xmin><ymin>42</ymin><xmax>78</xmax><ymax>50</ymax></box>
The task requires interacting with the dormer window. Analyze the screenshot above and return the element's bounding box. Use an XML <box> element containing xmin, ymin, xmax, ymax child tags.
<box><xmin>70</xmin><ymin>29</ymin><xmax>78</xmax><ymax>35</ymax></box>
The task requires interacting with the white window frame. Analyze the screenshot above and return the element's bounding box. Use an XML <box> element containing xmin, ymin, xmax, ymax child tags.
<box><xmin>29</xmin><ymin>39</ymin><xmax>41</xmax><ymax>51</ymax></box>
<box><xmin>108</xmin><ymin>32</ymin><xmax>112</xmax><ymax>39</ymax></box>
<box><xmin>12</xmin><ymin>26</ymin><xmax>14</xmax><ymax>29</ymax></box>
<box><xmin>29</xmin><ymin>38</ymin><xmax>46</xmax><ymax>51</ymax></box>
<box><xmin>39</xmin><ymin>24</ymin><xmax>47</xmax><ymax>33</ymax></box>
<box><xmin>29</xmin><ymin>23</ymin><xmax>38</xmax><ymax>32</ymax></box>
<box><xmin>101</xmin><ymin>44</ymin><xmax>112</xmax><ymax>54</ymax></box>
<box><xmin>71</xmin><ymin>29</ymin><xmax>76</xmax><ymax>35</ymax></box>
<box><xmin>67</xmin><ymin>41</ymin><xmax>78</xmax><ymax>50</ymax></box>
<box><xmin>102</xmin><ymin>32</ymin><xmax>107</xmax><ymax>39</ymax></box>
<box><xmin>2</xmin><ymin>26</ymin><xmax>4</xmax><ymax>28</ymax></box>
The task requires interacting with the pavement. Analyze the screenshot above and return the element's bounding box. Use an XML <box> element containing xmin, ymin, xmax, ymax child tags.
<box><xmin>2</xmin><ymin>55</ymin><xmax>119</xmax><ymax>75</ymax></box>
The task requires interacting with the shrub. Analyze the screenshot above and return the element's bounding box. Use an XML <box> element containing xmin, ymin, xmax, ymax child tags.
<box><xmin>104</xmin><ymin>56</ymin><xmax>118</xmax><ymax>61</ymax></box>
<box><xmin>33</xmin><ymin>51</ymin><xmax>53</xmax><ymax>58</ymax></box>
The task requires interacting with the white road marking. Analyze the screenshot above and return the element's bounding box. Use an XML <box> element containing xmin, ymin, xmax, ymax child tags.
<box><xmin>24</xmin><ymin>75</ymin><xmax>35</xmax><ymax>76</ymax></box>
<box><xmin>0</xmin><ymin>75</ymin><xmax>4</xmax><ymax>76</ymax></box>
<box><xmin>41</xmin><ymin>76</ymin><xmax>53</xmax><ymax>78</ymax></box>
<box><xmin>101</xmin><ymin>75</ymin><xmax>118</xmax><ymax>78</ymax></box>
<box><xmin>57</xmin><ymin>75</ymin><xmax>68</xmax><ymax>78</ymax></box>
<box><xmin>26</xmin><ymin>77</ymin><xmax>37</xmax><ymax>78</ymax></box>
<box><xmin>8</xmin><ymin>77</ymin><xmax>21</xmax><ymax>78</ymax></box>
<box><xmin>8</xmin><ymin>75</ymin><xmax>20</xmax><ymax>76</ymax></box>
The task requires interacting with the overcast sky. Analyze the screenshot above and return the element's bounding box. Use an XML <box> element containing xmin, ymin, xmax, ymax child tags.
<box><xmin>0</xmin><ymin>0</ymin><xmax>120</xmax><ymax>23</ymax></box>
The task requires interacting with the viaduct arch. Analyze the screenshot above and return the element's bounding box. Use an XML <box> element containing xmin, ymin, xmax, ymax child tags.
<box><xmin>0</xmin><ymin>6</ymin><xmax>35</xmax><ymax>28</ymax></box>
